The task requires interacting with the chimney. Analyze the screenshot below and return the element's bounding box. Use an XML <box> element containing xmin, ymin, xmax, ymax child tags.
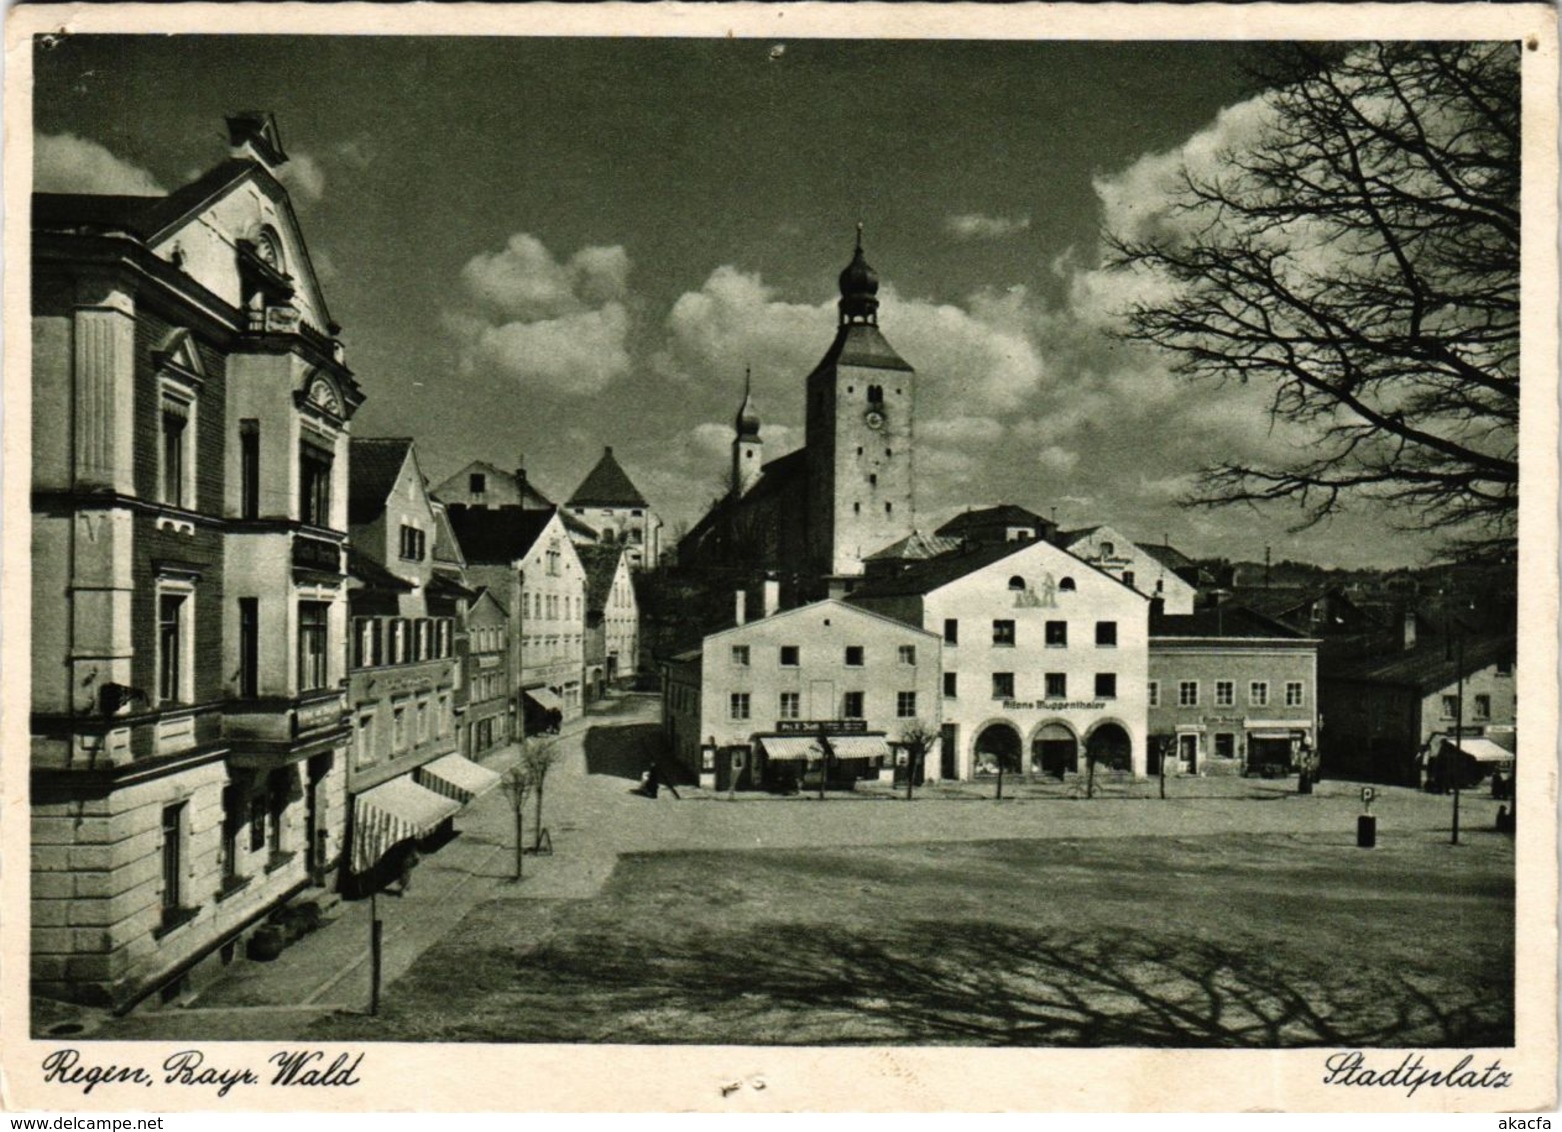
<box><xmin>514</xmin><ymin>454</ymin><xmax>527</xmax><ymax>501</ymax></box>
<box><xmin>735</xmin><ymin>590</ymin><xmax>747</xmax><ymax>627</ymax></box>
<box><xmin>762</xmin><ymin>575</ymin><xmax>780</xmax><ymax>619</ymax></box>
<box><xmin>1403</xmin><ymin>607</ymin><xmax>1417</xmax><ymax>651</ymax></box>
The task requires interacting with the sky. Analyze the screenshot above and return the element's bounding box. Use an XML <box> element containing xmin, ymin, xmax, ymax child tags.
<box><xmin>31</xmin><ymin>33</ymin><xmax>1449</xmax><ymax>569</ymax></box>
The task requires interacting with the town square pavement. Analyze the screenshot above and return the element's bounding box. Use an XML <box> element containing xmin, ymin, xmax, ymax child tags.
<box><xmin>55</xmin><ymin>692</ymin><xmax>1513</xmax><ymax>1041</ymax></box>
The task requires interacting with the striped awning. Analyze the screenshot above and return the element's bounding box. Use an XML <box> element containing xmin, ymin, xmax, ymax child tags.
<box><xmin>759</xmin><ymin>735</ymin><xmax>891</xmax><ymax>762</ymax></box>
<box><xmin>759</xmin><ymin>736</ymin><xmax>824</xmax><ymax>761</ymax></box>
<box><xmin>525</xmin><ymin>687</ymin><xmax>563</xmax><ymax>712</ymax></box>
<box><xmin>417</xmin><ymin>752</ymin><xmax>502</xmax><ymax>804</ymax></box>
<box><xmin>352</xmin><ymin>776</ymin><xmax>461</xmax><ymax>874</ymax></box>
<box><xmin>828</xmin><ymin>735</ymin><xmax>892</xmax><ymax>761</ymax></box>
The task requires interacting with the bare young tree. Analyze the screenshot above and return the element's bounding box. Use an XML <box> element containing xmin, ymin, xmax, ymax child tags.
<box><xmin>897</xmin><ymin>719</ymin><xmax>940</xmax><ymax>801</ymax></box>
<box><xmin>500</xmin><ymin>763</ymin><xmax>534</xmax><ymax>879</ymax></box>
<box><xmin>1109</xmin><ymin>42</ymin><xmax>1519</xmax><ymax>556</ymax></box>
<box><xmin>521</xmin><ymin>736</ymin><xmax>561</xmax><ymax>852</ymax></box>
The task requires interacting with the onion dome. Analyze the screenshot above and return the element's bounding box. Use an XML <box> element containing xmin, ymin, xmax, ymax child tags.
<box><xmin>735</xmin><ymin>366</ymin><xmax>761</xmax><ymax>438</ymax></box>
<box><xmin>838</xmin><ymin>223</ymin><xmax>880</xmax><ymax>326</ymax></box>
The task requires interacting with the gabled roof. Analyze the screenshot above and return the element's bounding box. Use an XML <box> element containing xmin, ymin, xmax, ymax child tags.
<box><xmin>850</xmin><ymin>536</ymin><xmax>1141</xmax><ymax>601</ymax></box>
<box><xmin>577</xmin><ymin>544</ymin><xmax>627</xmax><ymax>613</ymax></box>
<box><xmin>1323</xmin><ymin>633</ymin><xmax>1516</xmax><ymax>691</ymax></box>
<box><xmin>429</xmin><ymin>501</ymin><xmax>466</xmax><ymax>568</ymax></box>
<box><xmin>936</xmin><ymin>505</ymin><xmax>1048</xmax><ymax>537</ymax></box>
<box><xmin>681</xmin><ymin>447</ymin><xmax>808</xmax><ymax>548</ymax></box>
<box><xmin>347</xmin><ymin>550</ymin><xmax>415</xmax><ymax>594</ymax></box>
<box><xmin>569</xmin><ymin>447</ymin><xmax>649</xmax><ymax>508</ymax></box>
<box><xmin>1136</xmin><ymin>542</ymin><xmax>1197</xmax><ymax>572</ymax></box>
<box><xmin>430</xmin><ymin>460</ymin><xmax>556</xmax><ymax>510</ymax></box>
<box><xmin>348</xmin><ymin>437</ymin><xmax>415</xmax><ymax>525</ymax></box>
<box><xmin>1150</xmin><ymin>604</ymin><xmax>1311</xmax><ymax>640</ymax></box>
<box><xmin>1056</xmin><ymin>527</ymin><xmax>1100</xmax><ymax>546</ymax></box>
<box><xmin>705</xmin><ymin>598</ymin><xmax>942</xmax><ymax>646</ymax></box>
<box><xmin>445</xmin><ymin>505</ymin><xmax>557</xmax><ymax>565</ymax></box>
<box><xmin>864</xmin><ymin>530</ymin><xmax>963</xmax><ymax>562</ymax></box>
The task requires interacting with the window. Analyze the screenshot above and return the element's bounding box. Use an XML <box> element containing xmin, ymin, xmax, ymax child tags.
<box><xmin>1215</xmin><ymin>733</ymin><xmax>1236</xmax><ymax>760</ymax></box>
<box><xmin>250</xmin><ymin>790</ymin><xmax>268</xmax><ymax>853</ymax></box>
<box><xmin>1286</xmin><ymin>681</ymin><xmax>1305</xmax><ymax>707</ymax></box>
<box><xmin>299</xmin><ymin>442</ymin><xmax>333</xmax><ymax>527</ymax></box>
<box><xmin>469</xmin><ymin>472</ymin><xmax>486</xmax><ymax>497</ymax></box>
<box><xmin>1441</xmin><ymin>694</ymin><xmax>1459</xmax><ymax>718</ymax></box>
<box><xmin>1046</xmin><ymin>672</ymin><xmax>1067</xmax><ymax>699</ymax></box>
<box><xmin>869</xmin><ymin>474</ymin><xmax>877</xmax><ymax>487</ymax></box>
<box><xmin>1179</xmin><ymin>681</ymin><xmax>1199</xmax><ymax>707</ymax></box>
<box><xmin>1095</xmin><ymin>621</ymin><xmax>1117</xmax><ymax>647</ymax></box>
<box><xmin>992</xmin><ymin>620</ymin><xmax>1016</xmax><ymax>647</ymax></box>
<box><xmin>160</xmin><ymin>803</ymin><xmax>185</xmax><ymax>917</ymax></box>
<box><xmin>1122</xmin><ymin>571</ymin><xmax>1136</xmax><ymax>588</ymax></box>
<box><xmin>1496</xmin><ymin>658</ymin><xmax>1513</xmax><ymax>677</ymax></box>
<box><xmin>992</xmin><ymin>672</ymin><xmax>1015</xmax><ymax>700</ymax></box>
<box><xmin>1100</xmin><ymin>541</ymin><xmax>1115</xmax><ymax>557</ymax></box>
<box><xmin>1008</xmin><ymin>575</ymin><xmax>1026</xmax><ymax>591</ymax></box>
<box><xmin>845</xmin><ymin>646</ymin><xmax>864</xmax><ymax>667</ymax></box>
<box><xmin>730</xmin><ymin>693</ymin><xmax>751</xmax><ymax>721</ymax></box>
<box><xmin>158</xmin><ymin>593</ymin><xmax>186</xmax><ymax>704</ymax></box>
<box><xmin>1148</xmin><ymin>681</ymin><xmax>1160</xmax><ymax>707</ymax></box>
<box><xmin>1215</xmin><ymin>681</ymin><xmax>1234</xmax><ymax>708</ymax></box>
<box><xmin>220</xmin><ymin>785</ymin><xmax>243</xmax><ymax>885</ymax></box>
<box><xmin>417</xmin><ymin>700</ymin><xmax>429</xmax><ymax>742</ymax></box>
<box><xmin>1473</xmin><ymin>693</ymin><xmax>1491</xmax><ymax>720</ymax></box>
<box><xmin>1045</xmin><ymin>621</ymin><xmax>1067</xmax><ymax>647</ymax></box>
<box><xmin>266</xmin><ymin>770</ymin><xmax>288</xmax><ymax>859</ymax></box>
<box><xmin>1095</xmin><ymin>673</ymin><xmax>1117</xmax><ymax>699</ymax></box>
<box><xmin>780</xmin><ymin>645</ymin><xmax>800</xmax><ymax>667</ymax></box>
<box><xmin>297</xmin><ymin>602</ymin><xmax>329</xmax><ymax>691</ymax></box>
<box><xmin>399</xmin><ymin>525</ymin><xmax>427</xmax><ymax>561</ymax></box>
<box><xmin>885</xmin><ymin>502</ymin><xmax>893</xmax><ymax>515</ymax></box>
<box><xmin>943</xmin><ymin>672</ymin><xmax>958</xmax><ymax>698</ymax></box>
<box><xmin>843</xmin><ymin>691</ymin><xmax>865</xmax><ymax>718</ymax></box>
<box><xmin>1249</xmin><ymin>681</ymin><xmax>1269</xmax><ymax>707</ymax></box>
<box><xmin>853</xmin><ymin>502</ymin><xmax>861</xmax><ymax>515</ymax></box>
<box><xmin>731</xmin><ymin>645</ymin><xmax>750</xmax><ymax>667</ymax></box>
<box><xmin>779</xmin><ymin>691</ymin><xmax>801</xmax><ymax>719</ymax></box>
<box><xmin>896</xmin><ymin>691</ymin><xmax>917</xmax><ymax>718</ymax></box>
<box><xmin>1059</xmin><ymin>577</ymin><xmax>1076</xmax><ymax>592</ymax></box>
<box><xmin>161</xmin><ymin>396</ymin><xmax>191</xmax><ymax>507</ymax></box>
<box><xmin>898</xmin><ymin>645</ymin><xmax>917</xmax><ymax>665</ymax></box>
<box><xmin>239</xmin><ymin>420</ymin><xmax>260</xmax><ymax>519</ymax></box>
<box><xmin>393</xmin><ymin>704</ymin><xmax>408</xmax><ymax>750</ymax></box>
<box><xmin>238</xmin><ymin>598</ymin><xmax>259</xmax><ymax>698</ymax></box>
<box><xmin>944</xmin><ymin>619</ymin><xmax>959</xmax><ymax>645</ymax></box>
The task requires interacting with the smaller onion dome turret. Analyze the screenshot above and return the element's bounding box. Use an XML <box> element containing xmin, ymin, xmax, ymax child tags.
<box><xmin>735</xmin><ymin>366</ymin><xmax>761</xmax><ymax>438</ymax></box>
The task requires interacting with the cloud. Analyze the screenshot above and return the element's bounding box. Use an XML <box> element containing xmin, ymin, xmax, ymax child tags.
<box><xmin>946</xmin><ymin>212</ymin><xmax>1032</xmax><ymax>240</ymax></box>
<box><xmin>34</xmin><ymin>133</ymin><xmax>163</xmax><ymax>195</ymax></box>
<box><xmin>335</xmin><ymin>137</ymin><xmax>375</xmax><ymax>169</ymax></box>
<box><xmin>447</xmin><ymin>234</ymin><xmax>634</xmax><ymax>395</ymax></box>
<box><xmin>278</xmin><ymin>152</ymin><xmax>326</xmax><ymax>206</ymax></box>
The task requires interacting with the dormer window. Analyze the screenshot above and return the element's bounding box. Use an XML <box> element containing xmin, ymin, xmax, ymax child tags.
<box><xmin>867</xmin><ymin>384</ymin><xmax>884</xmax><ymax>404</ymax></box>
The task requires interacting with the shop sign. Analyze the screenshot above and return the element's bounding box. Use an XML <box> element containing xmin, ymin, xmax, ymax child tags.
<box><xmin>1002</xmin><ymin>699</ymin><xmax>1107</xmax><ymax>712</ymax></box>
<box><xmin>295</xmin><ymin>697</ymin><xmax>345</xmax><ymax>735</ymax></box>
<box><xmin>775</xmin><ymin>719</ymin><xmax>868</xmax><ymax>734</ymax></box>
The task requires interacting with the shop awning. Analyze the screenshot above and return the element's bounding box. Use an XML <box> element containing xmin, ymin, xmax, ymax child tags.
<box><xmin>829</xmin><ymin>735</ymin><xmax>893</xmax><ymax>761</ymax></box>
<box><xmin>352</xmin><ymin>776</ymin><xmax>461</xmax><ymax>874</ymax></box>
<box><xmin>416</xmin><ymin>752</ymin><xmax>502</xmax><ymax>804</ymax></box>
<box><xmin>759</xmin><ymin>735</ymin><xmax>824</xmax><ymax>761</ymax></box>
<box><xmin>1249</xmin><ymin>731</ymin><xmax>1297</xmax><ymax>741</ymax></box>
<box><xmin>1439</xmin><ymin>737</ymin><xmax>1516</xmax><ymax>764</ymax></box>
<box><xmin>525</xmin><ymin>687</ymin><xmax>563</xmax><ymax>712</ymax></box>
<box><xmin>1246</xmin><ymin>720</ymin><xmax>1313</xmax><ymax>733</ymax></box>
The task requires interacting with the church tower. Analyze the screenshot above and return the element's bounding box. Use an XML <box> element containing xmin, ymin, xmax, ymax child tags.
<box><xmin>804</xmin><ymin>227</ymin><xmax>916</xmax><ymax>584</ymax></box>
<box><xmin>731</xmin><ymin>367</ymin><xmax>763</xmax><ymax>497</ymax></box>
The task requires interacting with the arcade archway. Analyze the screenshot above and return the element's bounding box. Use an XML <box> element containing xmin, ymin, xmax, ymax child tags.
<box><xmin>974</xmin><ymin>722</ymin><xmax>1023</xmax><ymax>775</ymax></box>
<box><xmin>1030</xmin><ymin>722</ymin><xmax>1079</xmax><ymax>778</ymax></box>
<box><xmin>1085</xmin><ymin>722</ymin><xmax>1133</xmax><ymax>773</ymax></box>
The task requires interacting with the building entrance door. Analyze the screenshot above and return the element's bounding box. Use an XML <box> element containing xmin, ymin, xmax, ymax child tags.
<box><xmin>940</xmin><ymin>724</ymin><xmax>958</xmax><ymax>779</ymax></box>
<box><xmin>1178</xmin><ymin>733</ymin><xmax>1199</xmax><ymax>773</ymax></box>
<box><xmin>809</xmin><ymin>680</ymin><xmax>835</xmax><ymax>720</ymax></box>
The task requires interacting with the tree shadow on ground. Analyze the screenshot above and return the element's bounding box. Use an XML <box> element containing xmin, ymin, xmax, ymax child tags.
<box><xmin>333</xmin><ymin>918</ymin><xmax>1511</xmax><ymax>1047</ymax></box>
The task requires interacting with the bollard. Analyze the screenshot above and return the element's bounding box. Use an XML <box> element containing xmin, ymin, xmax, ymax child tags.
<box><xmin>1356</xmin><ymin>814</ymin><xmax>1376</xmax><ymax>849</ymax></box>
